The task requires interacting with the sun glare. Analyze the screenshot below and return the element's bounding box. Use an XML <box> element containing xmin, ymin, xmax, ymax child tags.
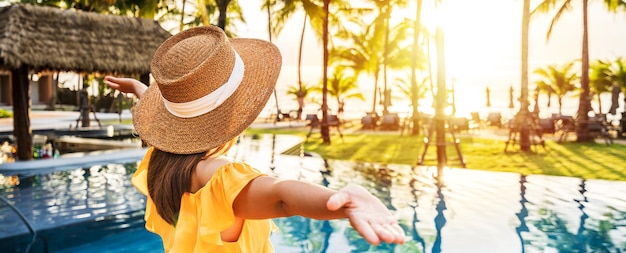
<box><xmin>390</xmin><ymin>1</ymin><xmax>524</xmax><ymax>117</ymax></box>
<box><xmin>392</xmin><ymin>1</ymin><xmax>443</xmax><ymax>32</ymax></box>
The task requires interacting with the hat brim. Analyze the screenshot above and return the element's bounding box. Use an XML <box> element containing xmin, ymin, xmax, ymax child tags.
<box><xmin>132</xmin><ymin>38</ymin><xmax>282</xmax><ymax>154</ymax></box>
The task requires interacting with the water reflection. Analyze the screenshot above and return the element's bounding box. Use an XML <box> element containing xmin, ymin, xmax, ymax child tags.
<box><xmin>574</xmin><ymin>179</ymin><xmax>589</xmax><ymax>252</ymax></box>
<box><xmin>515</xmin><ymin>175</ymin><xmax>529</xmax><ymax>253</ymax></box>
<box><xmin>408</xmin><ymin>167</ymin><xmax>426</xmax><ymax>253</ymax></box>
<box><xmin>343</xmin><ymin>162</ymin><xmax>398</xmax><ymax>252</ymax></box>
<box><xmin>272</xmin><ymin>160</ymin><xmax>335</xmax><ymax>253</ymax></box>
<box><xmin>1</xmin><ymin>134</ymin><xmax>626</xmax><ymax>253</ymax></box>
<box><xmin>528</xmin><ymin>178</ymin><xmax>625</xmax><ymax>253</ymax></box>
<box><xmin>432</xmin><ymin>168</ymin><xmax>446</xmax><ymax>253</ymax></box>
<box><xmin>0</xmin><ymin>162</ymin><xmax>145</xmax><ymax>247</ymax></box>
<box><xmin>270</xmin><ymin>134</ymin><xmax>277</xmax><ymax>172</ymax></box>
<box><xmin>316</xmin><ymin>160</ymin><xmax>626</xmax><ymax>253</ymax></box>
<box><xmin>319</xmin><ymin>169</ymin><xmax>333</xmax><ymax>253</ymax></box>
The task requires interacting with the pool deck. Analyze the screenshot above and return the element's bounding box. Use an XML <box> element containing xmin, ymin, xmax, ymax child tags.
<box><xmin>0</xmin><ymin>109</ymin><xmax>134</xmax><ymax>133</ymax></box>
<box><xmin>0</xmin><ymin>109</ymin><xmax>623</xmax><ymax>146</ymax></box>
<box><xmin>0</xmin><ymin>110</ymin><xmax>624</xmax><ymax>251</ymax></box>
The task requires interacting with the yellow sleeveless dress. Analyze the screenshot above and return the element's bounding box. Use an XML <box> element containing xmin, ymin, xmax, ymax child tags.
<box><xmin>131</xmin><ymin>148</ymin><xmax>276</xmax><ymax>252</ymax></box>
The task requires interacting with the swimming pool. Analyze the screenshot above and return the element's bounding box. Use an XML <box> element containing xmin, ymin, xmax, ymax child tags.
<box><xmin>1</xmin><ymin>134</ymin><xmax>625</xmax><ymax>252</ymax></box>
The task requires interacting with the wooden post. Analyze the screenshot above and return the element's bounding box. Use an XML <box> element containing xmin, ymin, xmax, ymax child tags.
<box><xmin>11</xmin><ymin>66</ymin><xmax>33</xmax><ymax>160</ymax></box>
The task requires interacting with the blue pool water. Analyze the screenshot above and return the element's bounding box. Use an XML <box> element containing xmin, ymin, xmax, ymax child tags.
<box><xmin>1</xmin><ymin>134</ymin><xmax>625</xmax><ymax>253</ymax></box>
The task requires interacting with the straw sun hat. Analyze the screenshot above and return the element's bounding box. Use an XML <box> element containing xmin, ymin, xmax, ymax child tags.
<box><xmin>132</xmin><ymin>25</ymin><xmax>282</xmax><ymax>154</ymax></box>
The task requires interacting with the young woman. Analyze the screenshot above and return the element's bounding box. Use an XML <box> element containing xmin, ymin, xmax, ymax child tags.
<box><xmin>105</xmin><ymin>25</ymin><xmax>404</xmax><ymax>252</ymax></box>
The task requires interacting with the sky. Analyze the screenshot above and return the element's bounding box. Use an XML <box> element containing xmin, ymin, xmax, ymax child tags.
<box><xmin>234</xmin><ymin>0</ymin><xmax>626</xmax><ymax>119</ymax></box>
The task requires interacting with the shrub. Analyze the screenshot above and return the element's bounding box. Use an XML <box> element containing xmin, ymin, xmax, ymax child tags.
<box><xmin>0</xmin><ymin>109</ymin><xmax>12</xmax><ymax>118</ymax></box>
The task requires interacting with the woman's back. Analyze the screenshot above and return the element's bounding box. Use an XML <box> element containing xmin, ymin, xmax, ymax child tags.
<box><xmin>133</xmin><ymin>148</ymin><xmax>276</xmax><ymax>252</ymax></box>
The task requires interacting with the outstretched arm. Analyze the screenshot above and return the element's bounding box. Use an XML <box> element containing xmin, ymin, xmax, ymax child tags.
<box><xmin>233</xmin><ymin>176</ymin><xmax>405</xmax><ymax>246</ymax></box>
<box><xmin>104</xmin><ymin>76</ymin><xmax>148</xmax><ymax>99</ymax></box>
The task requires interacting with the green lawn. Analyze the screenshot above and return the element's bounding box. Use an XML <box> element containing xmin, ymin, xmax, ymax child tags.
<box><xmin>246</xmin><ymin>127</ymin><xmax>626</xmax><ymax>182</ymax></box>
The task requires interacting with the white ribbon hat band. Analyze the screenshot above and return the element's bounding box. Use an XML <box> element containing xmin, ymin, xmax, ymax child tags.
<box><xmin>162</xmin><ymin>51</ymin><xmax>245</xmax><ymax>118</ymax></box>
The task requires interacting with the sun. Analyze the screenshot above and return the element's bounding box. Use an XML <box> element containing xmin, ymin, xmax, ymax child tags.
<box><xmin>392</xmin><ymin>1</ymin><xmax>524</xmax><ymax>117</ymax></box>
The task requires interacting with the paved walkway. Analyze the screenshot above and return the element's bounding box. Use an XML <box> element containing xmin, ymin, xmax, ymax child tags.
<box><xmin>0</xmin><ymin>110</ymin><xmax>303</xmax><ymax>132</ymax></box>
<box><xmin>0</xmin><ymin>109</ymin><xmax>133</xmax><ymax>133</ymax></box>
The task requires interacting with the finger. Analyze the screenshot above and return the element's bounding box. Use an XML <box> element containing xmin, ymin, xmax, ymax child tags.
<box><xmin>371</xmin><ymin>223</ymin><xmax>397</xmax><ymax>244</ymax></box>
<box><xmin>326</xmin><ymin>191</ymin><xmax>350</xmax><ymax>211</ymax></box>
<box><xmin>391</xmin><ymin>223</ymin><xmax>406</xmax><ymax>244</ymax></box>
<box><xmin>104</xmin><ymin>81</ymin><xmax>120</xmax><ymax>90</ymax></box>
<box><xmin>392</xmin><ymin>223</ymin><xmax>406</xmax><ymax>244</ymax></box>
<box><xmin>378</xmin><ymin>223</ymin><xmax>404</xmax><ymax>244</ymax></box>
<box><xmin>104</xmin><ymin>76</ymin><xmax>120</xmax><ymax>83</ymax></box>
<box><xmin>368</xmin><ymin>221</ymin><xmax>405</xmax><ymax>245</ymax></box>
<box><xmin>350</xmin><ymin>218</ymin><xmax>380</xmax><ymax>246</ymax></box>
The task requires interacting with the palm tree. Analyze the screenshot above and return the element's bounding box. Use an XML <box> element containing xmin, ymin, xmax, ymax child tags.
<box><xmin>271</xmin><ymin>0</ymin><xmax>361</xmax><ymax>121</ymax></box>
<box><xmin>286</xmin><ymin>82</ymin><xmax>316</xmax><ymax>118</ymax></box>
<box><xmin>187</xmin><ymin>0</ymin><xmax>244</xmax><ymax>34</ymax></box>
<box><xmin>111</xmin><ymin>0</ymin><xmax>161</xmax><ymax>18</ymax></box>
<box><xmin>381</xmin><ymin>19</ymin><xmax>415</xmax><ymax>109</ymax></box>
<box><xmin>269</xmin><ymin>0</ymin><xmax>324</xmax><ymax>120</ymax></box>
<box><xmin>215</xmin><ymin>0</ymin><xmax>232</xmax><ymax>29</ymax></box>
<box><xmin>394</xmin><ymin>73</ymin><xmax>429</xmax><ymax>113</ymax></box>
<box><xmin>331</xmin><ymin>18</ymin><xmax>383</xmax><ymax>114</ymax></box>
<box><xmin>410</xmin><ymin>0</ymin><xmax>424</xmax><ymax>135</ymax></box>
<box><xmin>518</xmin><ymin>0</ymin><xmax>532</xmax><ymax>151</ymax></box>
<box><xmin>179</xmin><ymin>0</ymin><xmax>187</xmax><ymax>31</ymax></box>
<box><xmin>612</xmin><ymin>57</ymin><xmax>626</xmax><ymax>90</ymax></box>
<box><xmin>317</xmin><ymin>0</ymin><xmax>357</xmax><ymax>144</ymax></box>
<box><xmin>532</xmin><ymin>0</ymin><xmax>625</xmax><ymax>141</ymax></box>
<box><xmin>374</xmin><ymin>0</ymin><xmax>410</xmax><ymax>114</ymax></box>
<box><xmin>433</xmin><ymin>25</ymin><xmax>447</xmax><ymax>167</ymax></box>
<box><xmin>534</xmin><ymin>62</ymin><xmax>579</xmax><ymax>115</ymax></box>
<box><xmin>610</xmin><ymin>57</ymin><xmax>626</xmax><ymax>111</ymax></box>
<box><xmin>355</xmin><ymin>0</ymin><xmax>396</xmax><ymax>114</ymax></box>
<box><xmin>589</xmin><ymin>59</ymin><xmax>613</xmax><ymax>114</ymax></box>
<box><xmin>321</xmin><ymin>0</ymin><xmax>330</xmax><ymax>144</ymax></box>
<box><xmin>322</xmin><ymin>67</ymin><xmax>365</xmax><ymax>115</ymax></box>
<box><xmin>605</xmin><ymin>57</ymin><xmax>626</xmax><ymax>115</ymax></box>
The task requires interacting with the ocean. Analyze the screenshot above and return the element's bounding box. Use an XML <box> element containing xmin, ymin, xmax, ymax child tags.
<box><xmin>262</xmin><ymin>64</ymin><xmax>625</xmax><ymax>123</ymax></box>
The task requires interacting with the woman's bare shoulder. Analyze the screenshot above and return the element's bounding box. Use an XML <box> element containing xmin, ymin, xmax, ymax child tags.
<box><xmin>192</xmin><ymin>156</ymin><xmax>233</xmax><ymax>192</ymax></box>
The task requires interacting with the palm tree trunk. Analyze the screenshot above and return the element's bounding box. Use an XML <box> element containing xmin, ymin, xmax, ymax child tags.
<box><xmin>216</xmin><ymin>0</ymin><xmax>231</xmax><ymax>30</ymax></box>
<box><xmin>267</xmin><ymin>2</ymin><xmax>272</xmax><ymax>41</ymax></box>
<box><xmin>266</xmin><ymin>1</ymin><xmax>281</xmax><ymax>123</ymax></box>
<box><xmin>371</xmin><ymin>67</ymin><xmax>380</xmax><ymax>113</ymax></box>
<box><xmin>518</xmin><ymin>0</ymin><xmax>531</xmax><ymax>151</ymax></box>
<box><xmin>180</xmin><ymin>0</ymin><xmax>186</xmax><ymax>31</ymax></box>
<box><xmin>434</xmin><ymin>27</ymin><xmax>447</xmax><ymax>168</ymax></box>
<box><xmin>597</xmin><ymin>94</ymin><xmax>602</xmax><ymax>114</ymax></box>
<box><xmin>321</xmin><ymin>0</ymin><xmax>331</xmax><ymax>144</ymax></box>
<box><xmin>410</xmin><ymin>0</ymin><xmax>423</xmax><ymax>135</ymax></box>
<box><xmin>297</xmin><ymin>15</ymin><xmax>307</xmax><ymax>120</ymax></box>
<box><xmin>382</xmin><ymin>5</ymin><xmax>391</xmax><ymax>114</ymax></box>
<box><xmin>426</xmin><ymin>35</ymin><xmax>435</xmax><ymax>99</ymax></box>
<box><xmin>576</xmin><ymin>0</ymin><xmax>593</xmax><ymax>142</ymax></box>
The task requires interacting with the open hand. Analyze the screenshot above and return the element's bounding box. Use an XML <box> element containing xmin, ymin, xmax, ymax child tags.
<box><xmin>326</xmin><ymin>184</ymin><xmax>405</xmax><ymax>245</ymax></box>
<box><xmin>104</xmin><ymin>76</ymin><xmax>147</xmax><ymax>98</ymax></box>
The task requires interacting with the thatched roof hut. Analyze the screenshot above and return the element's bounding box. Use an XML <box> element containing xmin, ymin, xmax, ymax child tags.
<box><xmin>0</xmin><ymin>3</ymin><xmax>171</xmax><ymax>160</ymax></box>
<box><xmin>0</xmin><ymin>3</ymin><xmax>171</xmax><ymax>74</ymax></box>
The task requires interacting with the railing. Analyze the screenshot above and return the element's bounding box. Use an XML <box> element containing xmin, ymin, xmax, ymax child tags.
<box><xmin>0</xmin><ymin>195</ymin><xmax>47</xmax><ymax>253</ymax></box>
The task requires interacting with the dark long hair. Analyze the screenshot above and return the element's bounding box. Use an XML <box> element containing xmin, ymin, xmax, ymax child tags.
<box><xmin>147</xmin><ymin>149</ymin><xmax>205</xmax><ymax>225</ymax></box>
<box><xmin>146</xmin><ymin>138</ymin><xmax>237</xmax><ymax>225</ymax></box>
